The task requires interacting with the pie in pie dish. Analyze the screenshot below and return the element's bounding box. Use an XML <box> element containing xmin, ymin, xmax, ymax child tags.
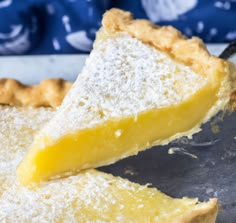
<box><xmin>17</xmin><ymin>9</ymin><xmax>236</xmax><ymax>185</ymax></box>
<box><xmin>0</xmin><ymin>103</ymin><xmax>218</xmax><ymax>222</ymax></box>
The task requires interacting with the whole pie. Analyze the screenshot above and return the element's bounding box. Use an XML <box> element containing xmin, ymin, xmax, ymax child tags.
<box><xmin>0</xmin><ymin>81</ymin><xmax>217</xmax><ymax>223</ymax></box>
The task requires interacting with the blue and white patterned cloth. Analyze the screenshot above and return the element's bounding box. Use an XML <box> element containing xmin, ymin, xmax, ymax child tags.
<box><xmin>0</xmin><ymin>0</ymin><xmax>235</xmax><ymax>55</ymax></box>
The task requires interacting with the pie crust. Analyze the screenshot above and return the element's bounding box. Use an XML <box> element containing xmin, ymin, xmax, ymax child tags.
<box><xmin>101</xmin><ymin>9</ymin><xmax>235</xmax><ymax>83</ymax></box>
<box><xmin>101</xmin><ymin>9</ymin><xmax>236</xmax><ymax>112</ymax></box>
<box><xmin>0</xmin><ymin>78</ymin><xmax>72</xmax><ymax>108</ymax></box>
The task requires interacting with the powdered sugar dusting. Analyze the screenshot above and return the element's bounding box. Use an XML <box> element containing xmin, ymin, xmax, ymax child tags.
<box><xmin>41</xmin><ymin>33</ymin><xmax>207</xmax><ymax>142</ymax></box>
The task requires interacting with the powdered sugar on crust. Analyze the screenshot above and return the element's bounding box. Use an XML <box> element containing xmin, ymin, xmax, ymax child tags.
<box><xmin>41</xmin><ymin>33</ymin><xmax>207</xmax><ymax>142</ymax></box>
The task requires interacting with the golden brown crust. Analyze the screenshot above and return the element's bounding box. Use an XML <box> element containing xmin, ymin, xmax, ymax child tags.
<box><xmin>174</xmin><ymin>198</ymin><xmax>218</xmax><ymax>223</ymax></box>
<box><xmin>101</xmin><ymin>8</ymin><xmax>236</xmax><ymax>110</ymax></box>
<box><xmin>102</xmin><ymin>8</ymin><xmax>233</xmax><ymax>83</ymax></box>
<box><xmin>230</xmin><ymin>91</ymin><xmax>236</xmax><ymax>110</ymax></box>
<box><xmin>0</xmin><ymin>78</ymin><xmax>72</xmax><ymax>108</ymax></box>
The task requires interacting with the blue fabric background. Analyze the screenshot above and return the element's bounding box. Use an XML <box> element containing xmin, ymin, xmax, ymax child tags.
<box><xmin>0</xmin><ymin>0</ymin><xmax>235</xmax><ymax>55</ymax></box>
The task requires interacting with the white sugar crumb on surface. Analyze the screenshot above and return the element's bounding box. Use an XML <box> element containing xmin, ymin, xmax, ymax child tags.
<box><xmin>168</xmin><ymin>147</ymin><xmax>198</xmax><ymax>159</ymax></box>
<box><xmin>41</xmin><ymin>33</ymin><xmax>207</xmax><ymax>142</ymax></box>
<box><xmin>115</xmin><ymin>129</ymin><xmax>122</xmax><ymax>137</ymax></box>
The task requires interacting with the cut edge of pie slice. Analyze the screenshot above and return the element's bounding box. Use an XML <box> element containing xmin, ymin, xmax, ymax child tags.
<box><xmin>17</xmin><ymin>9</ymin><xmax>236</xmax><ymax>185</ymax></box>
<box><xmin>0</xmin><ymin>105</ymin><xmax>218</xmax><ymax>223</ymax></box>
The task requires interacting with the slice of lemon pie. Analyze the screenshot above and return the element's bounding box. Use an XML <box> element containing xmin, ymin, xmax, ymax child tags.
<box><xmin>17</xmin><ymin>9</ymin><xmax>236</xmax><ymax>185</ymax></box>
<box><xmin>0</xmin><ymin>100</ymin><xmax>218</xmax><ymax>222</ymax></box>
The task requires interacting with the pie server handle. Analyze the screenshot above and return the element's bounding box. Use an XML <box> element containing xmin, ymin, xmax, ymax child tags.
<box><xmin>219</xmin><ymin>41</ymin><xmax>236</xmax><ymax>59</ymax></box>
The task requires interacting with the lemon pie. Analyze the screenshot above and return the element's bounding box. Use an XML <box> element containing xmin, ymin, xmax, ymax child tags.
<box><xmin>0</xmin><ymin>102</ymin><xmax>217</xmax><ymax>222</ymax></box>
<box><xmin>17</xmin><ymin>9</ymin><xmax>236</xmax><ymax>185</ymax></box>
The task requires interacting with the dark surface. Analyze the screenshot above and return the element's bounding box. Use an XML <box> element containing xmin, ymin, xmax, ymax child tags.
<box><xmin>99</xmin><ymin>111</ymin><xmax>236</xmax><ymax>223</ymax></box>
<box><xmin>219</xmin><ymin>41</ymin><xmax>236</xmax><ymax>59</ymax></box>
